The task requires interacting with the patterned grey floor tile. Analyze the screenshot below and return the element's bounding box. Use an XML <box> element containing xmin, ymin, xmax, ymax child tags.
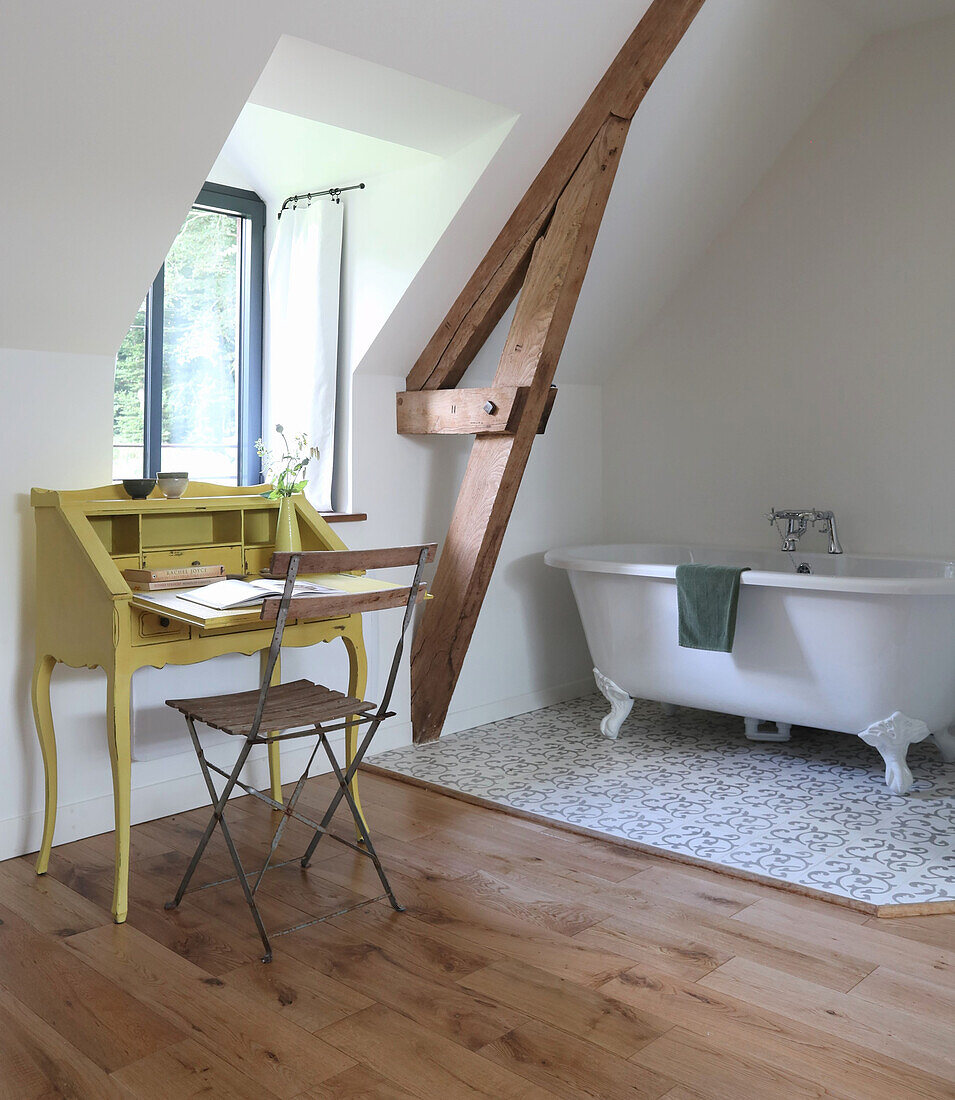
<box><xmin>652</xmin><ymin>824</ymin><xmax>746</xmax><ymax>862</ymax></box>
<box><xmin>719</xmin><ymin>840</ymin><xmax>821</xmax><ymax>883</ymax></box>
<box><xmin>759</xmin><ymin>818</ymin><xmax>867</xmax><ymax>858</ymax></box>
<box><xmin>893</xmin><ymin>855</ymin><xmax>955</xmax><ymax>904</ymax></box>
<box><xmin>372</xmin><ymin>693</ymin><xmax>955</xmax><ymax>907</ymax></box>
<box><xmin>799</xmin><ymin>859</ymin><xmax>914</xmax><ymax>905</ymax></box>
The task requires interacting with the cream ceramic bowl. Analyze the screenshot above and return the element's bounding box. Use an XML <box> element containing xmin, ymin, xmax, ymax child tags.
<box><xmin>157</xmin><ymin>472</ymin><xmax>189</xmax><ymax>499</ymax></box>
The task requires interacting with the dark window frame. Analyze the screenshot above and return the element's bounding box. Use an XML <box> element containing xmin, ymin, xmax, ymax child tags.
<box><xmin>140</xmin><ymin>181</ymin><xmax>265</xmax><ymax>484</ymax></box>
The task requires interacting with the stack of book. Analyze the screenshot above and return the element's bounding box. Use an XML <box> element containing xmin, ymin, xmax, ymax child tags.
<box><xmin>123</xmin><ymin>564</ymin><xmax>225</xmax><ymax>591</ymax></box>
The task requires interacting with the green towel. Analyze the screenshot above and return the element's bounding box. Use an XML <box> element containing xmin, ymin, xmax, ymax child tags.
<box><xmin>676</xmin><ymin>563</ymin><xmax>750</xmax><ymax>652</ymax></box>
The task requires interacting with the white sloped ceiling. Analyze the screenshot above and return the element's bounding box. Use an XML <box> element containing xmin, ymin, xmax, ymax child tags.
<box><xmin>4</xmin><ymin>0</ymin><xmax>949</xmax><ymax>375</ymax></box>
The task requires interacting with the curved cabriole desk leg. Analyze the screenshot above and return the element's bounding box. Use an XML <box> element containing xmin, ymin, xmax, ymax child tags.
<box><xmin>106</xmin><ymin>667</ymin><xmax>133</xmax><ymax>923</ymax></box>
<box><xmin>32</xmin><ymin>654</ymin><xmax>58</xmax><ymax>875</ymax></box>
<box><xmin>33</xmin><ymin>622</ymin><xmax>367</xmax><ymax>920</ymax></box>
<box><xmin>342</xmin><ymin>616</ymin><xmax>369</xmax><ymax>840</ymax></box>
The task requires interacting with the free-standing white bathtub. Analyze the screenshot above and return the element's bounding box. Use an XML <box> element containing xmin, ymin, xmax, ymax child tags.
<box><xmin>545</xmin><ymin>544</ymin><xmax>955</xmax><ymax>794</ymax></box>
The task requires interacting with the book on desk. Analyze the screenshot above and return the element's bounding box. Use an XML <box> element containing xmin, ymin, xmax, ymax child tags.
<box><xmin>123</xmin><ymin>563</ymin><xmax>225</xmax><ymax>591</ymax></box>
<box><xmin>131</xmin><ymin>571</ymin><xmax>400</xmax><ymax>626</ymax></box>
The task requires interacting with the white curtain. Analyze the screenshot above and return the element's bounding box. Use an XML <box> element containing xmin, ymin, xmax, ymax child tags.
<box><xmin>266</xmin><ymin>200</ymin><xmax>343</xmax><ymax>511</ymax></box>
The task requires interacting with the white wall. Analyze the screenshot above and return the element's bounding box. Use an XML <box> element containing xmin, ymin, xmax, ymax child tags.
<box><xmin>0</xmin><ymin>29</ymin><xmax>571</xmax><ymax>860</ymax></box>
<box><xmin>229</xmin><ymin>108</ymin><xmax>602</xmax><ymax>754</ymax></box>
<box><xmin>1</xmin><ymin>347</ymin><xmax>111</xmax><ymax>854</ymax></box>
<box><xmin>210</xmin><ymin>96</ymin><xmax>516</xmax><ymax>511</ymax></box>
<box><xmin>350</xmin><ymin>370</ymin><xmax>603</xmax><ymax>743</ymax></box>
<box><xmin>0</xmin><ymin>0</ymin><xmax>918</xmax><ymax>860</ymax></box>
<box><xmin>0</xmin><ymin>344</ymin><xmax>390</xmax><ymax>858</ymax></box>
<box><xmin>335</xmin><ymin>118</ymin><xmax>517</xmax><ymax>508</ymax></box>
<box><xmin>338</xmin><ymin>119</ymin><xmax>517</xmax><ymax>379</ymax></box>
<box><xmin>562</xmin><ymin>0</ymin><xmax>864</xmax><ymax>381</ymax></box>
<box><xmin>604</xmin><ymin>15</ymin><xmax>955</xmax><ymax>560</ymax></box>
<box><xmin>0</xmin><ymin>0</ymin><xmax>644</xmax><ymax>357</ymax></box>
<box><xmin>0</xmin><ymin>349</ymin><xmax>601</xmax><ymax>862</ymax></box>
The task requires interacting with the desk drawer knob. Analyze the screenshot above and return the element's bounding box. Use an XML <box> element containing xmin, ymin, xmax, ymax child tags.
<box><xmin>159</xmin><ymin>616</ymin><xmax>170</xmax><ymax>628</ymax></box>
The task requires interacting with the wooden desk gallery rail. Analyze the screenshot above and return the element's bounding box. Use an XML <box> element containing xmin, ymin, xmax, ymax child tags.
<box><xmin>30</xmin><ymin>480</ymin><xmax>367</xmax><ymax>923</ymax></box>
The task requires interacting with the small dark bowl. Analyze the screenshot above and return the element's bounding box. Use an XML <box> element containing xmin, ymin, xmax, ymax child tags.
<box><xmin>122</xmin><ymin>478</ymin><xmax>156</xmax><ymax>499</ymax></box>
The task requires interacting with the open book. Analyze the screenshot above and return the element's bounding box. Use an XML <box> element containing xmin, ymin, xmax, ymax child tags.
<box><xmin>178</xmin><ymin>578</ymin><xmax>337</xmax><ymax>611</ymax></box>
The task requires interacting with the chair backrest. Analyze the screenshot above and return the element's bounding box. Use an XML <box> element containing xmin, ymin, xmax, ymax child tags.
<box><xmin>247</xmin><ymin>544</ymin><xmax>435</xmax><ymax>738</ymax></box>
<box><xmin>259</xmin><ymin>543</ymin><xmax>436</xmax><ymax>622</ymax></box>
<box><xmin>269</xmin><ymin>545</ymin><xmax>436</xmax><ymax>575</ymax></box>
<box><xmin>260</xmin><ymin>585</ymin><xmax>427</xmax><ymax>622</ymax></box>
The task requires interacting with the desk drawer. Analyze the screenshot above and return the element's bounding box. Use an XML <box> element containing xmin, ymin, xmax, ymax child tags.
<box><xmin>132</xmin><ymin>609</ymin><xmax>190</xmax><ymax>646</ymax></box>
<box><xmin>142</xmin><ymin>545</ymin><xmax>244</xmax><ymax>575</ymax></box>
<box><xmin>244</xmin><ymin>546</ymin><xmax>273</xmax><ymax>577</ymax></box>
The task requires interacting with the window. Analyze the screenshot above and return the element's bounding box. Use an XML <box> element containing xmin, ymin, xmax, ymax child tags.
<box><xmin>113</xmin><ymin>183</ymin><xmax>265</xmax><ymax>485</ymax></box>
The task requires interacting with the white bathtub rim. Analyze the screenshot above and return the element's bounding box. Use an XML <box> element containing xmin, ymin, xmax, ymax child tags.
<box><xmin>544</xmin><ymin>543</ymin><xmax>955</xmax><ymax>596</ymax></box>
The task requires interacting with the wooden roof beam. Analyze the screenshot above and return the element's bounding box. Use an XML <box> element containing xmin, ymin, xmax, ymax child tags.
<box><xmin>406</xmin><ymin>0</ymin><xmax>707</xmax><ymax>744</ymax></box>
<box><xmin>405</xmin><ymin>0</ymin><xmax>705</xmax><ymax>393</ymax></box>
<box><xmin>410</xmin><ymin>116</ymin><xmax>629</xmax><ymax>742</ymax></box>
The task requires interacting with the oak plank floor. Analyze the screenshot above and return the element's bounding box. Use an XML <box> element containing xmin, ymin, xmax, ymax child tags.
<box><xmin>0</xmin><ymin>770</ymin><xmax>950</xmax><ymax>1099</ymax></box>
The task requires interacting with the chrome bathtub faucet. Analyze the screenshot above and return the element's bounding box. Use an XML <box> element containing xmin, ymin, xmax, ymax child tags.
<box><xmin>767</xmin><ymin>509</ymin><xmax>843</xmax><ymax>554</ymax></box>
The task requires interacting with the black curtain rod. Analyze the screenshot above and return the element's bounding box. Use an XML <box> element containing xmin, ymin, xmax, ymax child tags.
<box><xmin>278</xmin><ymin>182</ymin><xmax>365</xmax><ymax>219</ymax></box>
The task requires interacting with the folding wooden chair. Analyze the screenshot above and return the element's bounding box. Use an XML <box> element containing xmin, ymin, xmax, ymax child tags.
<box><xmin>162</xmin><ymin>543</ymin><xmax>435</xmax><ymax>962</ymax></box>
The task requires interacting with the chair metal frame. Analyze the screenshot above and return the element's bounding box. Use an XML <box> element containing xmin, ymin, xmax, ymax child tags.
<box><xmin>163</xmin><ymin>545</ymin><xmax>431</xmax><ymax>962</ymax></box>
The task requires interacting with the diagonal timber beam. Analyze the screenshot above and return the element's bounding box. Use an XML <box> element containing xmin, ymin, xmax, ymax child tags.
<box><xmin>405</xmin><ymin>0</ymin><xmax>705</xmax><ymax>394</ymax></box>
<box><xmin>408</xmin><ymin>0</ymin><xmax>706</xmax><ymax>743</ymax></box>
<box><xmin>411</xmin><ymin>117</ymin><xmax>629</xmax><ymax>742</ymax></box>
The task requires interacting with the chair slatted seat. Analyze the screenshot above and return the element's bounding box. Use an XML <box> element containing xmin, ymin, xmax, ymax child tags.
<box><xmin>162</xmin><ymin>543</ymin><xmax>435</xmax><ymax>963</ymax></box>
<box><xmin>166</xmin><ymin>679</ymin><xmax>376</xmax><ymax>737</ymax></box>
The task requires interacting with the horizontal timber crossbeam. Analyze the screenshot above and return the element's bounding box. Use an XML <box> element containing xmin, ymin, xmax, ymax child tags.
<box><xmin>396</xmin><ymin>386</ymin><xmax>557</xmax><ymax>436</ymax></box>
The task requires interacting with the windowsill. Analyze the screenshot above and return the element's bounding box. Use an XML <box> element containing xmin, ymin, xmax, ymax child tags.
<box><xmin>320</xmin><ymin>511</ymin><xmax>367</xmax><ymax>523</ymax></box>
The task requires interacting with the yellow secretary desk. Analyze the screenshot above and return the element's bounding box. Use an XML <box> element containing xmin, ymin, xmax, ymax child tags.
<box><xmin>31</xmin><ymin>481</ymin><xmax>369</xmax><ymax>923</ymax></box>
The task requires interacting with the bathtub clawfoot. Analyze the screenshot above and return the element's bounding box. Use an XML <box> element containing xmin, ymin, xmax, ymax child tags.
<box><xmin>858</xmin><ymin>712</ymin><xmax>931</xmax><ymax>795</ymax></box>
<box><xmin>594</xmin><ymin>668</ymin><xmax>632</xmax><ymax>740</ymax></box>
<box><xmin>932</xmin><ymin>725</ymin><xmax>955</xmax><ymax>763</ymax></box>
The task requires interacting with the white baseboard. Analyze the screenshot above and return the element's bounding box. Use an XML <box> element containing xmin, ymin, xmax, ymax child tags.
<box><xmin>0</xmin><ymin>723</ymin><xmax>411</xmax><ymax>863</ymax></box>
<box><xmin>443</xmin><ymin>677</ymin><xmax>595</xmax><ymax>737</ymax></box>
<box><xmin>0</xmin><ymin>678</ymin><xmax>593</xmax><ymax>863</ymax></box>
<box><xmin>378</xmin><ymin>677</ymin><xmax>595</xmax><ymax>748</ymax></box>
